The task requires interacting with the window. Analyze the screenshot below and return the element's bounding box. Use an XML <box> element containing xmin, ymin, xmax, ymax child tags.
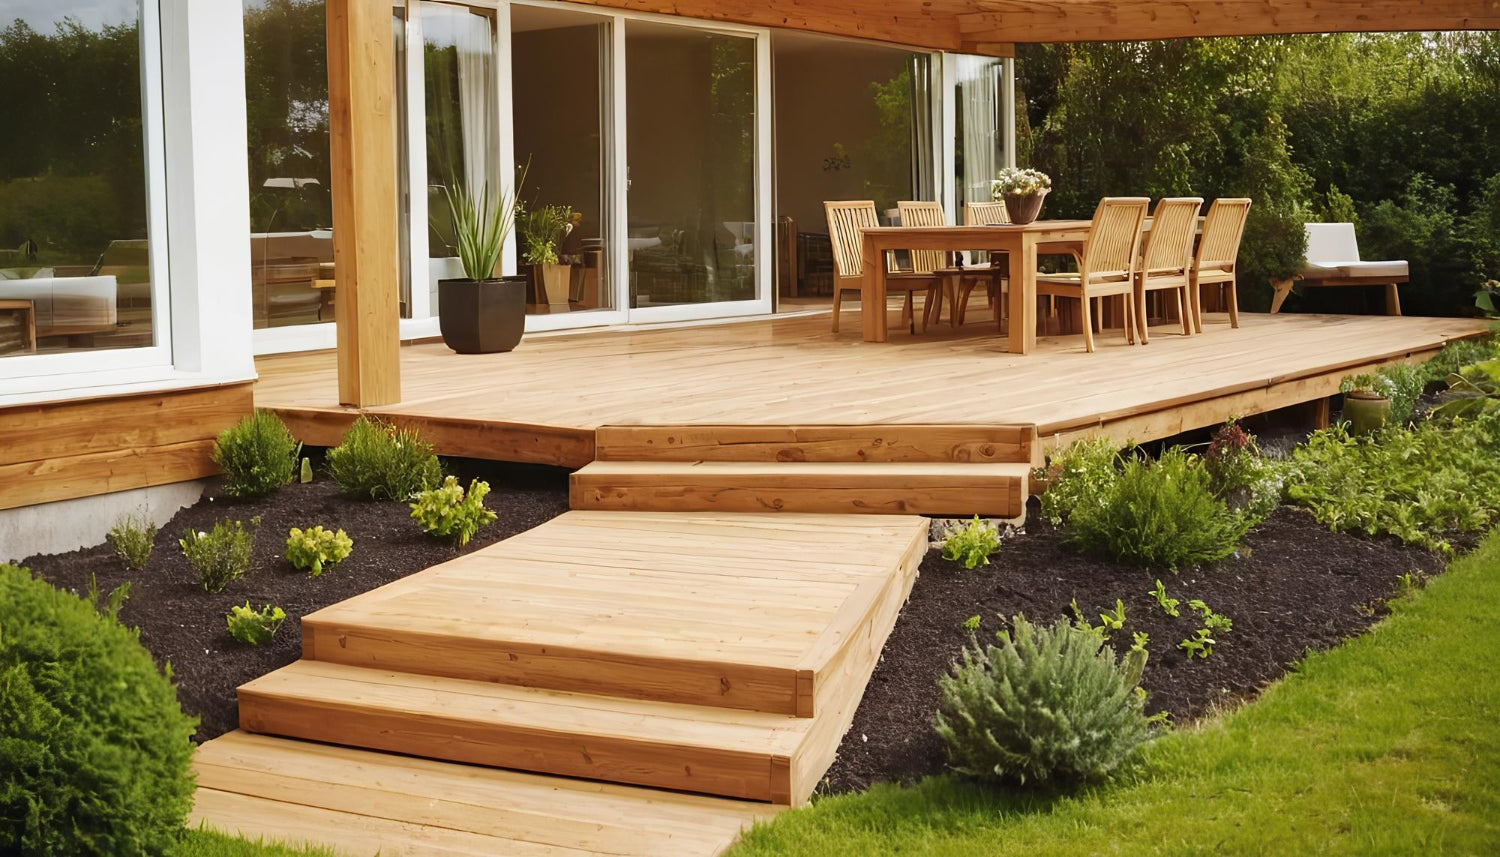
<box><xmin>954</xmin><ymin>55</ymin><xmax>1006</xmax><ymax>211</ymax></box>
<box><xmin>0</xmin><ymin>1</ymin><xmax>165</xmax><ymax>361</ymax></box>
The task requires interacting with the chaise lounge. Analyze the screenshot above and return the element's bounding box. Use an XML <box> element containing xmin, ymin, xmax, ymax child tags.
<box><xmin>1272</xmin><ymin>222</ymin><xmax>1408</xmax><ymax>316</ymax></box>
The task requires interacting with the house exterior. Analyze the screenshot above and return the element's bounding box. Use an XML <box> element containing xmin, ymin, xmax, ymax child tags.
<box><xmin>0</xmin><ymin>0</ymin><xmax>1492</xmax><ymax>558</ymax></box>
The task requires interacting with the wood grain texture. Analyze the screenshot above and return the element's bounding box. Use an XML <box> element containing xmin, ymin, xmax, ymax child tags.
<box><xmin>0</xmin><ymin>383</ymin><xmax>251</xmax><ymax>510</ymax></box>
<box><xmin>595</xmin><ymin>424</ymin><xmax>1033</xmax><ymax>463</ymax></box>
<box><xmin>958</xmin><ymin>0</ymin><xmax>1500</xmax><ymax>44</ymax></box>
<box><xmin>192</xmin><ymin>732</ymin><xmax>779</xmax><ymax>857</ymax></box>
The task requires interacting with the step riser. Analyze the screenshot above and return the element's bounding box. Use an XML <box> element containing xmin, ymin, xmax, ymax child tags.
<box><xmin>570</xmin><ymin>478</ymin><xmax>1025</xmax><ymax>517</ymax></box>
<box><xmin>302</xmin><ymin>623</ymin><xmax>807</xmax><ymax>716</ymax></box>
<box><xmin>238</xmin><ymin>692</ymin><xmax>794</xmax><ymax>803</ymax></box>
<box><xmin>595</xmin><ymin>425</ymin><xmax>1035</xmax><ymax>464</ymax></box>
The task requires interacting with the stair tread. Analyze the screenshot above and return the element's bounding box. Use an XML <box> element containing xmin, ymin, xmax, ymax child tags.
<box><xmin>241</xmin><ymin>660</ymin><xmax>810</xmax><ymax>757</ymax></box>
<box><xmin>576</xmin><ymin>460</ymin><xmax>1031</xmax><ymax>476</ymax></box>
<box><xmin>192</xmin><ymin>731</ymin><xmax>778</xmax><ymax>857</ymax></box>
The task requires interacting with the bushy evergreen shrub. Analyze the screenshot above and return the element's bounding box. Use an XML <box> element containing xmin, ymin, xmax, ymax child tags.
<box><xmin>0</xmin><ymin>564</ymin><xmax>196</xmax><ymax>855</ymax></box>
<box><xmin>106</xmin><ymin>514</ymin><xmax>155</xmax><ymax>572</ymax></box>
<box><xmin>935</xmin><ymin>615</ymin><xmax>1155</xmax><ymax>785</ymax></box>
<box><xmin>180</xmin><ymin>518</ymin><xmax>256</xmax><ymax>592</ymax></box>
<box><xmin>326</xmin><ymin>417</ymin><xmax>442</xmax><ymax>501</ymax></box>
<box><xmin>1066</xmin><ymin>448</ymin><xmax>1253</xmax><ymax>570</ymax></box>
<box><xmin>212</xmin><ymin>410</ymin><xmax>300</xmax><ymax>499</ymax></box>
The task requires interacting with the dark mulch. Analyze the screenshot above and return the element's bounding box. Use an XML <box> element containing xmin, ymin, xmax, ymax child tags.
<box><xmin>820</xmin><ymin>502</ymin><xmax>1447</xmax><ymax>795</ymax></box>
<box><xmin>17</xmin><ymin>458</ymin><xmax>570</xmax><ymax>743</ymax></box>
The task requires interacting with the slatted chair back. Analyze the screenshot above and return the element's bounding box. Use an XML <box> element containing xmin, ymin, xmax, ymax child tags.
<box><xmin>1196</xmin><ymin>198</ymin><xmax>1252</xmax><ymax>273</ymax></box>
<box><xmin>1080</xmin><ymin>197</ymin><xmax>1150</xmax><ymax>283</ymax></box>
<box><xmin>963</xmin><ymin>201</ymin><xmax>1010</xmax><ymax>226</ymax></box>
<box><xmin>896</xmin><ymin>200</ymin><xmax>948</xmax><ymax>275</ymax></box>
<box><xmin>824</xmin><ymin>200</ymin><xmax>879</xmax><ymax>280</ymax></box>
<box><xmin>1140</xmin><ymin>197</ymin><xmax>1204</xmax><ymax>277</ymax></box>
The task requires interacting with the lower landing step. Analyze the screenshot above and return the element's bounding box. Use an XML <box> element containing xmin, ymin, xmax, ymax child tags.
<box><xmin>192</xmin><ymin>731</ymin><xmax>780</xmax><ymax>857</ymax></box>
<box><xmin>570</xmin><ymin>460</ymin><xmax>1029</xmax><ymax>516</ymax></box>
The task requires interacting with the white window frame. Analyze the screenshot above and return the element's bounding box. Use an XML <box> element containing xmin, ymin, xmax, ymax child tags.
<box><xmin>0</xmin><ymin>0</ymin><xmax>174</xmax><ymax>387</ymax></box>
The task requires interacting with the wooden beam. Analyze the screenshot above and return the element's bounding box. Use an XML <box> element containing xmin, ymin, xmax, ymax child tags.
<box><xmin>326</xmin><ymin>0</ymin><xmax>400</xmax><ymax>407</ymax></box>
<box><xmin>958</xmin><ymin>0</ymin><xmax>1500</xmax><ymax>44</ymax></box>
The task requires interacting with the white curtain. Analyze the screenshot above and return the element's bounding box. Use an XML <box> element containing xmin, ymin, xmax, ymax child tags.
<box><xmin>957</xmin><ymin>56</ymin><xmax>1003</xmax><ymax>208</ymax></box>
<box><xmin>453</xmin><ymin>12</ymin><xmax>495</xmax><ymax>197</ymax></box>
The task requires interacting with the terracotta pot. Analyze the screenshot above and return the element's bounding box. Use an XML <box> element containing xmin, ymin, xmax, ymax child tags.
<box><xmin>437</xmin><ymin>276</ymin><xmax>527</xmax><ymax>354</ymax></box>
<box><xmin>1003</xmin><ymin>189</ymin><xmax>1049</xmax><ymax>225</ymax></box>
<box><xmin>1343</xmin><ymin>389</ymin><xmax>1390</xmax><ymax>435</ymax></box>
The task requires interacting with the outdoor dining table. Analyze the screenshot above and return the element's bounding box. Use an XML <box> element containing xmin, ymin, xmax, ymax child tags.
<box><xmin>858</xmin><ymin>220</ymin><xmax>1093</xmax><ymax>354</ymax></box>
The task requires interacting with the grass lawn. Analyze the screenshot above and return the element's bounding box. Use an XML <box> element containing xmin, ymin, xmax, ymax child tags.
<box><xmin>177</xmin><ymin>829</ymin><xmax>334</xmax><ymax>856</ymax></box>
<box><xmin>727</xmin><ymin>528</ymin><xmax>1500</xmax><ymax>856</ymax></box>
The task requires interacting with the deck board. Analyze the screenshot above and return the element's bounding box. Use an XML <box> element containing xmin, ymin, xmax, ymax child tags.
<box><xmin>254</xmin><ymin>309</ymin><xmax>1487</xmax><ymax>466</ymax></box>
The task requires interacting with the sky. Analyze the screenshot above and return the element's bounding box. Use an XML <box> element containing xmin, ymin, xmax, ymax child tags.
<box><xmin>2</xmin><ymin>0</ymin><xmax>137</xmax><ymax>31</ymax></box>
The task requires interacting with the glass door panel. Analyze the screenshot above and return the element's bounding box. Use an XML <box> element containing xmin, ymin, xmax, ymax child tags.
<box><xmin>954</xmin><ymin>55</ymin><xmax>1005</xmax><ymax>211</ymax></box>
<box><xmin>625</xmin><ymin>21</ymin><xmax>756</xmax><ymax>309</ymax></box>
<box><xmin>422</xmin><ymin>1</ymin><xmax>498</xmax><ymax>312</ymax></box>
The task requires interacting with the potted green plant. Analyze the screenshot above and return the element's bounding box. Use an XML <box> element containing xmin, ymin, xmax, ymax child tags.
<box><xmin>1339</xmin><ymin>373</ymin><xmax>1391</xmax><ymax>435</ymax></box>
<box><xmin>519</xmin><ymin>204</ymin><xmax>574</xmax><ymax>314</ymax></box>
<box><xmin>991</xmin><ymin>167</ymin><xmax>1052</xmax><ymax>225</ymax></box>
<box><xmin>435</xmin><ymin>180</ymin><xmax>525</xmax><ymax>354</ymax></box>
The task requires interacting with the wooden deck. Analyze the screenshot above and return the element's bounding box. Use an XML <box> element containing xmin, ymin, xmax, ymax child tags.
<box><xmin>192</xmin><ymin>511</ymin><xmax>929</xmax><ymax>855</ymax></box>
<box><xmin>255</xmin><ymin>309</ymin><xmax>1488</xmax><ymax>469</ymax></box>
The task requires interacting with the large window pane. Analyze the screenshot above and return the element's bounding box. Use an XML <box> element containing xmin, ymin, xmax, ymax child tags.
<box><xmin>626</xmin><ymin>21</ymin><xmax>755</xmax><ymax>308</ymax></box>
<box><xmin>512</xmin><ymin>5</ymin><xmax>612</xmax><ymax>314</ymax></box>
<box><xmin>0</xmin><ymin>2</ymin><xmax>156</xmax><ymax>357</ymax></box>
<box><xmin>955</xmin><ymin>55</ymin><xmax>1005</xmax><ymax>211</ymax></box>
<box><xmin>244</xmin><ymin>0</ymin><xmax>335</xmax><ymax>329</ymax></box>
<box><xmin>424</xmin><ymin>1</ymin><xmax>497</xmax><ymax>313</ymax></box>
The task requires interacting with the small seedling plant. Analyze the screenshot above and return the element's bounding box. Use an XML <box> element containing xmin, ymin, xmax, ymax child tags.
<box><xmin>410</xmin><ymin>476</ymin><xmax>498</xmax><ymax>546</ymax></box>
<box><xmin>1177</xmin><ymin>598</ymin><xmax>1232</xmax><ymax>659</ymax></box>
<box><xmin>85</xmin><ymin>573</ymin><xmax>132</xmax><ymax>623</ymax></box>
<box><xmin>285</xmin><ymin>525</ymin><xmax>353</xmax><ymax>576</ymax></box>
<box><xmin>226</xmin><ymin>602</ymin><xmax>286</xmax><ymax>646</ymax></box>
<box><xmin>107</xmin><ymin>514</ymin><xmax>156</xmax><ymax>572</ymax></box>
<box><xmin>1098</xmin><ymin>599</ymin><xmax>1127</xmax><ymax>634</ymax></box>
<box><xmin>941</xmin><ymin>516</ymin><xmax>1001</xmax><ymax>569</ymax></box>
<box><xmin>180</xmin><ymin>517</ymin><xmax>257</xmax><ymax>592</ymax></box>
<box><xmin>1178</xmin><ymin>628</ymin><xmax>1216</xmax><ymax>660</ymax></box>
<box><xmin>1150</xmin><ymin>578</ymin><xmax>1180</xmax><ymax>617</ymax></box>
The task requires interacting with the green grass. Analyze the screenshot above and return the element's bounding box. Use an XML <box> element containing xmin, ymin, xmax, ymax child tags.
<box><xmin>176</xmin><ymin>828</ymin><xmax>337</xmax><ymax>856</ymax></box>
<box><xmin>728</xmin><ymin>530</ymin><xmax>1500</xmax><ymax>856</ymax></box>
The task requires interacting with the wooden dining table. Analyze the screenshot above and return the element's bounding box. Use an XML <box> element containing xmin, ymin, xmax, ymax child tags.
<box><xmin>858</xmin><ymin>221</ymin><xmax>1094</xmax><ymax>354</ymax></box>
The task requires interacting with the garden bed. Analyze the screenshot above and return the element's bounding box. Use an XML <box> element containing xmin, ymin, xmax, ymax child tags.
<box><xmin>821</xmin><ymin>502</ymin><xmax>1448</xmax><ymax>795</ymax></box>
<box><xmin>18</xmin><ymin>460</ymin><xmax>571</xmax><ymax>742</ymax></box>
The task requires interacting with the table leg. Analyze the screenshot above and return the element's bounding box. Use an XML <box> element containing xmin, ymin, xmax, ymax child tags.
<box><xmin>861</xmin><ymin>239</ymin><xmax>888</xmax><ymax>342</ymax></box>
<box><xmin>1006</xmin><ymin>236</ymin><xmax>1037</xmax><ymax>354</ymax></box>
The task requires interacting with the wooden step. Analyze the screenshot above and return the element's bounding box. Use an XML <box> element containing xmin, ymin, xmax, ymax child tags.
<box><xmin>192</xmin><ymin>730</ymin><xmax>779</xmax><ymax>857</ymax></box>
<box><xmin>238</xmin><ymin>661</ymin><xmax>812</xmax><ymax>803</ymax></box>
<box><xmin>595</xmin><ymin>424</ymin><xmax>1035</xmax><ymax>464</ymax></box>
<box><xmin>301</xmin><ymin>511</ymin><xmax>928</xmax><ymax>717</ymax></box>
<box><xmin>569</xmin><ymin>460</ymin><xmax>1029</xmax><ymax>516</ymax></box>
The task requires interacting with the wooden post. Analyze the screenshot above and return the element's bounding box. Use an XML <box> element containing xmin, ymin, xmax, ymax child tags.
<box><xmin>327</xmin><ymin>0</ymin><xmax>401</xmax><ymax>407</ymax></box>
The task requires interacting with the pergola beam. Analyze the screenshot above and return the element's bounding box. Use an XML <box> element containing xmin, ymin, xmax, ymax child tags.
<box><xmin>958</xmin><ymin>0</ymin><xmax>1500</xmax><ymax>44</ymax></box>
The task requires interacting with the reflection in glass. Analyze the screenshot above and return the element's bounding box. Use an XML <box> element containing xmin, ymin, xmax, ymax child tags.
<box><xmin>424</xmin><ymin>2</ymin><xmax>497</xmax><ymax>311</ymax></box>
<box><xmin>626</xmin><ymin>22</ymin><xmax>756</xmax><ymax>308</ymax></box>
<box><xmin>0</xmin><ymin>2</ymin><xmax>153</xmax><ymax>356</ymax></box>
<box><xmin>511</xmin><ymin>6</ymin><xmax>612</xmax><ymax>314</ymax></box>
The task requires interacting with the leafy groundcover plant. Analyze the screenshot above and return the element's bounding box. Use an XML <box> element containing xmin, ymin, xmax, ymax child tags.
<box><xmin>935</xmin><ymin>615</ymin><xmax>1156</xmax><ymax>785</ymax></box>
<box><xmin>941</xmin><ymin>516</ymin><xmax>1001</xmax><ymax>569</ymax></box>
<box><xmin>410</xmin><ymin>476</ymin><xmax>497</xmax><ymax>546</ymax></box>
<box><xmin>226</xmin><ymin>603</ymin><xmax>287</xmax><ymax>646</ymax></box>
<box><xmin>0</xmin><ymin>565</ymin><xmax>196</xmax><ymax>854</ymax></box>
<box><xmin>326</xmin><ymin>417</ymin><xmax>442</xmax><ymax>501</ymax></box>
<box><xmin>1037</xmin><ymin>436</ymin><xmax>1119</xmax><ymax>526</ymax></box>
<box><xmin>284</xmin><ymin>526</ymin><xmax>353</xmax><ymax>577</ymax></box>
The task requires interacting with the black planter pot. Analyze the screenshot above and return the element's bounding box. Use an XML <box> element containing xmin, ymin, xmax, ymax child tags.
<box><xmin>437</xmin><ymin>276</ymin><xmax>527</xmax><ymax>354</ymax></box>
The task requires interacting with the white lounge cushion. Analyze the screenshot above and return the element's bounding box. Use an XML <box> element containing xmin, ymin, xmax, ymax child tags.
<box><xmin>1335</xmin><ymin>260</ymin><xmax>1408</xmax><ymax>279</ymax></box>
<box><xmin>1301</xmin><ymin>223</ymin><xmax>1407</xmax><ymax>280</ymax></box>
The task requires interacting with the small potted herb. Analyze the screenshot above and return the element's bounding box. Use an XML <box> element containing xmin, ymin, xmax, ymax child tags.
<box><xmin>991</xmin><ymin>167</ymin><xmax>1052</xmax><ymax>225</ymax></box>
<box><xmin>1339</xmin><ymin>373</ymin><xmax>1390</xmax><ymax>435</ymax></box>
<box><xmin>434</xmin><ymin>178</ymin><xmax>526</xmax><ymax>354</ymax></box>
<box><xmin>519</xmin><ymin>204</ymin><xmax>574</xmax><ymax>314</ymax></box>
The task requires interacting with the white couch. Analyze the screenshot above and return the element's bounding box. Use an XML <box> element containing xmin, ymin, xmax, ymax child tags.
<box><xmin>1272</xmin><ymin>223</ymin><xmax>1408</xmax><ymax>315</ymax></box>
<box><xmin>0</xmin><ymin>273</ymin><xmax>118</xmax><ymax>336</ymax></box>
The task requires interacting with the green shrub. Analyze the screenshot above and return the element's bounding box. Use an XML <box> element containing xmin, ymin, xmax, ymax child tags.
<box><xmin>106</xmin><ymin>514</ymin><xmax>155</xmax><ymax>572</ymax></box>
<box><xmin>225</xmin><ymin>602</ymin><xmax>286</xmax><ymax>646</ymax></box>
<box><xmin>0</xmin><ymin>564</ymin><xmax>196</xmax><ymax>854</ymax></box>
<box><xmin>1038</xmin><ymin>437</ymin><xmax>1120</xmax><ymax>526</ymax></box>
<box><xmin>284</xmin><ymin>526</ymin><xmax>353</xmax><ymax>577</ymax></box>
<box><xmin>180</xmin><ymin>518</ymin><xmax>257</xmax><ymax>592</ymax></box>
<box><xmin>941</xmin><ymin>516</ymin><xmax>1001</xmax><ymax>569</ymax></box>
<box><xmin>409</xmin><ymin>476</ymin><xmax>497</xmax><ymax>546</ymax></box>
<box><xmin>1284</xmin><ymin>413</ymin><xmax>1500</xmax><ymax>553</ymax></box>
<box><xmin>326</xmin><ymin>417</ymin><xmax>442</xmax><ymax>501</ymax></box>
<box><xmin>1066</xmin><ymin>448</ymin><xmax>1253</xmax><ymax>570</ymax></box>
<box><xmin>934</xmin><ymin>615</ymin><xmax>1155</xmax><ymax>785</ymax></box>
<box><xmin>1203</xmin><ymin>422</ymin><xmax>1281</xmax><ymax>521</ymax></box>
<box><xmin>212</xmin><ymin>410</ymin><xmax>301</xmax><ymax>499</ymax></box>
<box><xmin>1421</xmin><ymin>334</ymin><xmax>1499</xmax><ymax>382</ymax></box>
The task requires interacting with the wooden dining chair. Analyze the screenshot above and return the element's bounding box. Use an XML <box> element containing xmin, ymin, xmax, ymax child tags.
<box><xmin>1034</xmin><ymin>197</ymin><xmax>1149</xmax><ymax>353</ymax></box>
<box><xmin>1189</xmin><ymin>198</ymin><xmax>1252</xmax><ymax>333</ymax></box>
<box><xmin>961</xmin><ymin>201</ymin><xmax>1012</xmax><ymax>327</ymax></box>
<box><xmin>895</xmin><ymin>200</ymin><xmax>991</xmax><ymax>330</ymax></box>
<box><xmin>1134</xmin><ymin>197</ymin><xmax>1203</xmax><ymax>344</ymax></box>
<box><xmin>824</xmin><ymin>200</ymin><xmax>942</xmax><ymax>334</ymax></box>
